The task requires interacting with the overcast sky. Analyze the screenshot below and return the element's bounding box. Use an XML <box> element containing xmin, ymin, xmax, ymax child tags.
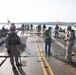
<box><xmin>0</xmin><ymin>0</ymin><xmax>76</xmax><ymax>22</ymax></box>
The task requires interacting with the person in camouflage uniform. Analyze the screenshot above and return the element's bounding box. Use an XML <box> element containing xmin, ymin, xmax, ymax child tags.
<box><xmin>64</xmin><ymin>26</ymin><xmax>75</xmax><ymax>62</ymax></box>
<box><xmin>6</xmin><ymin>23</ymin><xmax>21</xmax><ymax>69</ymax></box>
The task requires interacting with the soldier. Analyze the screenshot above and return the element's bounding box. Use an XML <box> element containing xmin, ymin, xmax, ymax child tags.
<box><xmin>64</xmin><ymin>26</ymin><xmax>75</xmax><ymax>62</ymax></box>
<box><xmin>6</xmin><ymin>24</ymin><xmax>21</xmax><ymax>69</ymax></box>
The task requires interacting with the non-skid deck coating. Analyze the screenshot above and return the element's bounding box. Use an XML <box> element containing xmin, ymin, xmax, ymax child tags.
<box><xmin>0</xmin><ymin>31</ymin><xmax>76</xmax><ymax>75</ymax></box>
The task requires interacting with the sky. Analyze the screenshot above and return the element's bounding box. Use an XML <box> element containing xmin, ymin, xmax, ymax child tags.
<box><xmin>0</xmin><ymin>0</ymin><xmax>76</xmax><ymax>22</ymax></box>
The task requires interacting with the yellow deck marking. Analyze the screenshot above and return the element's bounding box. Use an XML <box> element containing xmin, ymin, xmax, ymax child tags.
<box><xmin>35</xmin><ymin>35</ymin><xmax>54</xmax><ymax>75</ymax></box>
<box><xmin>35</xmin><ymin>36</ymin><xmax>48</xmax><ymax>75</ymax></box>
<box><xmin>38</xmin><ymin>43</ymin><xmax>54</xmax><ymax>75</ymax></box>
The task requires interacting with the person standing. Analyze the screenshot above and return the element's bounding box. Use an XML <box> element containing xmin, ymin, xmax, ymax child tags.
<box><xmin>21</xmin><ymin>23</ymin><xmax>25</xmax><ymax>34</ymax></box>
<box><xmin>43</xmin><ymin>27</ymin><xmax>52</xmax><ymax>56</ymax></box>
<box><xmin>30</xmin><ymin>24</ymin><xmax>33</xmax><ymax>31</ymax></box>
<box><xmin>54</xmin><ymin>24</ymin><xmax>59</xmax><ymax>37</ymax></box>
<box><xmin>6</xmin><ymin>24</ymin><xmax>21</xmax><ymax>69</ymax></box>
<box><xmin>64</xmin><ymin>26</ymin><xmax>75</xmax><ymax>62</ymax></box>
<box><xmin>43</xmin><ymin>24</ymin><xmax>46</xmax><ymax>31</ymax></box>
<box><xmin>36</xmin><ymin>24</ymin><xmax>41</xmax><ymax>36</ymax></box>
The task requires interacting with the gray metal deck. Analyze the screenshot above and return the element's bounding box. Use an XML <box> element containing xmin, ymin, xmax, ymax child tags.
<box><xmin>0</xmin><ymin>31</ymin><xmax>76</xmax><ymax>75</ymax></box>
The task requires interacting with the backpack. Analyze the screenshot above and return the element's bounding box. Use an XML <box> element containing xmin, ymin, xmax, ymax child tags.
<box><xmin>8</xmin><ymin>33</ymin><xmax>20</xmax><ymax>45</ymax></box>
<box><xmin>71</xmin><ymin>30</ymin><xmax>75</xmax><ymax>39</ymax></box>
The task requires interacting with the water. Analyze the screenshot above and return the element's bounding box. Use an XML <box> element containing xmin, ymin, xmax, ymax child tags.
<box><xmin>0</xmin><ymin>24</ymin><xmax>76</xmax><ymax>32</ymax></box>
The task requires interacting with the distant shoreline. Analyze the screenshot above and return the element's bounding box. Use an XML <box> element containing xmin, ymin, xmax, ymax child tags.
<box><xmin>0</xmin><ymin>22</ymin><xmax>76</xmax><ymax>26</ymax></box>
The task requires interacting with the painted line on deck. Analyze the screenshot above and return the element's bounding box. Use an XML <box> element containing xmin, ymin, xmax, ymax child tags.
<box><xmin>34</xmin><ymin>36</ymin><xmax>48</xmax><ymax>75</ymax></box>
<box><xmin>38</xmin><ymin>42</ymin><xmax>54</xmax><ymax>75</ymax></box>
<box><xmin>35</xmin><ymin>35</ymin><xmax>54</xmax><ymax>75</ymax></box>
<box><xmin>52</xmin><ymin>37</ymin><xmax>76</xmax><ymax>55</ymax></box>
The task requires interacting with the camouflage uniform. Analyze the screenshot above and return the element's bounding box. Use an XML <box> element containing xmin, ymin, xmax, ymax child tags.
<box><xmin>65</xmin><ymin>26</ymin><xmax>75</xmax><ymax>62</ymax></box>
<box><xmin>6</xmin><ymin>24</ymin><xmax>21</xmax><ymax>69</ymax></box>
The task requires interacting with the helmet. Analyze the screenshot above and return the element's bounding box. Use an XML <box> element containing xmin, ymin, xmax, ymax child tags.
<box><xmin>67</xmin><ymin>26</ymin><xmax>71</xmax><ymax>30</ymax></box>
<box><xmin>48</xmin><ymin>27</ymin><xmax>52</xmax><ymax>30</ymax></box>
<box><xmin>11</xmin><ymin>23</ymin><xmax>15</xmax><ymax>25</ymax></box>
<box><xmin>10</xmin><ymin>23</ymin><xmax>16</xmax><ymax>31</ymax></box>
